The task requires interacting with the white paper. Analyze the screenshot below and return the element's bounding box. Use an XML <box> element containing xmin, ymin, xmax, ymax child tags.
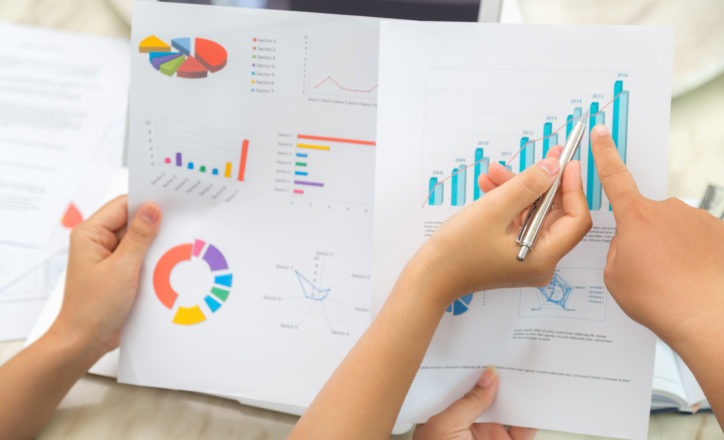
<box><xmin>120</xmin><ymin>2</ymin><xmax>378</xmax><ymax>407</ymax></box>
<box><xmin>0</xmin><ymin>22</ymin><xmax>129</xmax><ymax>247</ymax></box>
<box><xmin>374</xmin><ymin>22</ymin><xmax>672</xmax><ymax>439</ymax></box>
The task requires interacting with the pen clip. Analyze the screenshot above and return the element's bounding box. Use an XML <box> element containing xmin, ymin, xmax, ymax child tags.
<box><xmin>517</xmin><ymin>195</ymin><xmax>542</xmax><ymax>244</ymax></box>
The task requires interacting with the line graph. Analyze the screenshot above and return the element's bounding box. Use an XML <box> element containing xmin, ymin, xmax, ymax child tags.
<box><xmin>295</xmin><ymin>269</ymin><xmax>331</xmax><ymax>302</ymax></box>
<box><xmin>314</xmin><ymin>76</ymin><xmax>378</xmax><ymax>94</ymax></box>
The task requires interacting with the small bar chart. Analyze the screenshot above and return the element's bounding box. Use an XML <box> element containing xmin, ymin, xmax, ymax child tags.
<box><xmin>423</xmin><ymin>78</ymin><xmax>630</xmax><ymax>211</ymax></box>
<box><xmin>149</xmin><ymin>119</ymin><xmax>250</xmax><ymax>184</ymax></box>
<box><xmin>273</xmin><ymin>132</ymin><xmax>376</xmax><ymax>206</ymax></box>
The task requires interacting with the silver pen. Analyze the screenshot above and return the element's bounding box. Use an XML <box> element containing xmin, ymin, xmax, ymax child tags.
<box><xmin>516</xmin><ymin>111</ymin><xmax>588</xmax><ymax>261</ymax></box>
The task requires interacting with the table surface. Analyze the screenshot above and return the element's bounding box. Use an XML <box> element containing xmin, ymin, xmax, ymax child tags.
<box><xmin>1</xmin><ymin>0</ymin><xmax>723</xmax><ymax>438</ymax></box>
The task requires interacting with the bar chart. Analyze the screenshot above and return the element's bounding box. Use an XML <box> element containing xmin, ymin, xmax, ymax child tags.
<box><xmin>274</xmin><ymin>132</ymin><xmax>376</xmax><ymax>206</ymax></box>
<box><xmin>147</xmin><ymin>119</ymin><xmax>251</xmax><ymax>186</ymax></box>
<box><xmin>423</xmin><ymin>76</ymin><xmax>631</xmax><ymax>211</ymax></box>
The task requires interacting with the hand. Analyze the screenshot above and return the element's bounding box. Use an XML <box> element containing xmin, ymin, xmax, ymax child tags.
<box><xmin>589</xmin><ymin>124</ymin><xmax>724</xmax><ymax>347</ymax></box>
<box><xmin>49</xmin><ymin>195</ymin><xmax>162</xmax><ymax>356</ymax></box>
<box><xmin>413</xmin><ymin>367</ymin><xmax>537</xmax><ymax>440</ymax></box>
<box><xmin>408</xmin><ymin>146</ymin><xmax>592</xmax><ymax>306</ymax></box>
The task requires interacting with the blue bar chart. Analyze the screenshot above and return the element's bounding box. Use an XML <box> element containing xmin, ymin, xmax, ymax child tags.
<box><xmin>424</xmin><ymin>79</ymin><xmax>630</xmax><ymax>210</ymax></box>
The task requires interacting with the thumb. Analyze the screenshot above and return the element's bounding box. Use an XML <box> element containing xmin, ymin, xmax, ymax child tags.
<box><xmin>491</xmin><ymin>158</ymin><xmax>559</xmax><ymax>219</ymax></box>
<box><xmin>114</xmin><ymin>203</ymin><xmax>161</xmax><ymax>266</ymax></box>
<box><xmin>435</xmin><ymin>366</ymin><xmax>498</xmax><ymax>428</ymax></box>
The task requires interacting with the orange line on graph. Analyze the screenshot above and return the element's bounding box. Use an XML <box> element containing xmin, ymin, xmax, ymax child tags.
<box><xmin>421</xmin><ymin>91</ymin><xmax>623</xmax><ymax>208</ymax></box>
<box><xmin>313</xmin><ymin>76</ymin><xmax>379</xmax><ymax>93</ymax></box>
<box><xmin>297</xmin><ymin>134</ymin><xmax>376</xmax><ymax>146</ymax></box>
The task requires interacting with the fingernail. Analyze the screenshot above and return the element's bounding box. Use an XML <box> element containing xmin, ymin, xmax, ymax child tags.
<box><xmin>537</xmin><ymin>158</ymin><xmax>560</xmax><ymax>176</ymax></box>
<box><xmin>140</xmin><ymin>204</ymin><xmax>159</xmax><ymax>224</ymax></box>
<box><xmin>592</xmin><ymin>124</ymin><xmax>609</xmax><ymax>137</ymax></box>
<box><xmin>478</xmin><ymin>366</ymin><xmax>497</xmax><ymax>387</ymax></box>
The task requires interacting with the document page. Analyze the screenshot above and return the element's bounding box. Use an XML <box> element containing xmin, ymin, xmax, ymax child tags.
<box><xmin>0</xmin><ymin>22</ymin><xmax>129</xmax><ymax>246</ymax></box>
<box><xmin>374</xmin><ymin>22</ymin><xmax>672</xmax><ymax>439</ymax></box>
<box><xmin>120</xmin><ymin>2</ymin><xmax>378</xmax><ymax>407</ymax></box>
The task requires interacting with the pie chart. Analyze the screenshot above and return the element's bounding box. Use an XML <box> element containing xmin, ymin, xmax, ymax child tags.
<box><xmin>138</xmin><ymin>35</ymin><xmax>227</xmax><ymax>78</ymax></box>
<box><xmin>446</xmin><ymin>294</ymin><xmax>473</xmax><ymax>316</ymax></box>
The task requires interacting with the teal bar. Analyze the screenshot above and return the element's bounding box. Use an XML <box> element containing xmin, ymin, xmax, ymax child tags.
<box><xmin>572</xmin><ymin>107</ymin><xmax>582</xmax><ymax>160</ymax></box>
<box><xmin>451</xmin><ymin>169</ymin><xmax>459</xmax><ymax>206</ymax></box>
<box><xmin>550</xmin><ymin>133</ymin><xmax>559</xmax><ymax>149</ymax></box>
<box><xmin>542</xmin><ymin>122</ymin><xmax>553</xmax><ymax>157</ymax></box>
<box><xmin>519</xmin><ymin>137</ymin><xmax>531</xmax><ymax>172</ymax></box>
<box><xmin>456</xmin><ymin>165</ymin><xmax>466</xmax><ymax>206</ymax></box>
<box><xmin>474</xmin><ymin>148</ymin><xmax>483</xmax><ymax>200</ymax></box>
<box><xmin>617</xmin><ymin>90</ymin><xmax>629</xmax><ymax>164</ymax></box>
<box><xmin>586</xmin><ymin>102</ymin><xmax>603</xmax><ymax>210</ymax></box>
<box><xmin>434</xmin><ymin>181</ymin><xmax>444</xmax><ymax>205</ymax></box>
<box><xmin>428</xmin><ymin>177</ymin><xmax>438</xmax><ymax>205</ymax></box>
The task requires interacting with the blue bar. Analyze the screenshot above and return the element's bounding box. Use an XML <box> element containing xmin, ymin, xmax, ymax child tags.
<box><xmin>429</xmin><ymin>177</ymin><xmax>438</xmax><ymax>206</ymax></box>
<box><xmin>519</xmin><ymin>137</ymin><xmax>533</xmax><ymax>172</ymax></box>
<box><xmin>451</xmin><ymin>168</ymin><xmax>459</xmax><ymax>206</ymax></box>
<box><xmin>550</xmin><ymin>133</ymin><xmax>559</xmax><ymax>149</ymax></box>
<box><xmin>188</xmin><ymin>162</ymin><xmax>194</xmax><ymax>170</ymax></box>
<box><xmin>456</xmin><ymin>165</ymin><xmax>466</xmax><ymax>206</ymax></box>
<box><xmin>434</xmin><ymin>181</ymin><xmax>444</xmax><ymax>205</ymax></box>
<box><xmin>586</xmin><ymin>102</ymin><xmax>603</xmax><ymax>210</ymax></box>
<box><xmin>212</xmin><ymin>168</ymin><xmax>218</xmax><ymax>175</ymax></box>
<box><xmin>612</xmin><ymin>81</ymin><xmax>629</xmax><ymax>165</ymax></box>
<box><xmin>474</xmin><ymin>148</ymin><xmax>483</xmax><ymax>201</ymax></box>
<box><xmin>295</xmin><ymin>171</ymin><xmax>308</xmax><ymax>176</ymax></box>
<box><xmin>296</xmin><ymin>152</ymin><xmax>308</xmax><ymax>158</ymax></box>
<box><xmin>542</xmin><ymin>122</ymin><xmax>553</xmax><ymax>157</ymax></box>
<box><xmin>573</xmin><ymin>107</ymin><xmax>583</xmax><ymax>160</ymax></box>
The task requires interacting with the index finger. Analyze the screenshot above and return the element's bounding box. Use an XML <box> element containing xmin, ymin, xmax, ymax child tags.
<box><xmin>590</xmin><ymin>124</ymin><xmax>641</xmax><ymax>215</ymax></box>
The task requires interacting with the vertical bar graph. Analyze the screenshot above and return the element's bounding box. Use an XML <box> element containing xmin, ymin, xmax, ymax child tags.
<box><xmin>542</xmin><ymin>122</ymin><xmax>553</xmax><ymax>157</ymax></box>
<box><xmin>586</xmin><ymin>102</ymin><xmax>604</xmax><ymax>210</ymax></box>
<box><xmin>519</xmin><ymin>137</ymin><xmax>533</xmax><ymax>172</ymax></box>
<box><xmin>473</xmin><ymin>148</ymin><xmax>490</xmax><ymax>201</ymax></box>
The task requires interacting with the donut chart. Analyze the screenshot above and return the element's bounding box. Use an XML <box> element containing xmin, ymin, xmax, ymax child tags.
<box><xmin>153</xmin><ymin>239</ymin><xmax>233</xmax><ymax>325</ymax></box>
<box><xmin>446</xmin><ymin>294</ymin><xmax>473</xmax><ymax>316</ymax></box>
<box><xmin>139</xmin><ymin>35</ymin><xmax>227</xmax><ymax>78</ymax></box>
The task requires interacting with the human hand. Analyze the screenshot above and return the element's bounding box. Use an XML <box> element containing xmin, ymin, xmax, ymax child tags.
<box><xmin>407</xmin><ymin>146</ymin><xmax>591</xmax><ymax>306</ymax></box>
<box><xmin>49</xmin><ymin>195</ymin><xmax>161</xmax><ymax>357</ymax></box>
<box><xmin>413</xmin><ymin>367</ymin><xmax>537</xmax><ymax>440</ymax></box>
<box><xmin>590</xmin><ymin>124</ymin><xmax>724</xmax><ymax>347</ymax></box>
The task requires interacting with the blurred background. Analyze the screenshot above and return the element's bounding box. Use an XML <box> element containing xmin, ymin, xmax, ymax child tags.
<box><xmin>0</xmin><ymin>0</ymin><xmax>721</xmax><ymax>200</ymax></box>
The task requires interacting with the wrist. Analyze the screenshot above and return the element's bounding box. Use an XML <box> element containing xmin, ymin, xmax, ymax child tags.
<box><xmin>45</xmin><ymin>315</ymin><xmax>108</xmax><ymax>370</ymax></box>
<box><xmin>398</xmin><ymin>245</ymin><xmax>473</xmax><ymax>312</ymax></box>
<box><xmin>664</xmin><ymin>310</ymin><xmax>724</xmax><ymax>365</ymax></box>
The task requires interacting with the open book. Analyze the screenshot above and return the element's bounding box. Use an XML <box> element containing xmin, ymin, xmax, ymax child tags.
<box><xmin>653</xmin><ymin>339</ymin><xmax>709</xmax><ymax>412</ymax></box>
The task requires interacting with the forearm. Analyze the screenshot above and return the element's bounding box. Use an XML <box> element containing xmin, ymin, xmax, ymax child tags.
<box><xmin>667</xmin><ymin>312</ymin><xmax>724</xmax><ymax>426</ymax></box>
<box><xmin>0</xmin><ymin>322</ymin><xmax>103</xmax><ymax>439</ymax></box>
<box><xmin>289</xmin><ymin>259</ymin><xmax>449</xmax><ymax>440</ymax></box>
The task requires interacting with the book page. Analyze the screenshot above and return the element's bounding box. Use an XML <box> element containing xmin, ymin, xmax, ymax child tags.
<box><xmin>652</xmin><ymin>340</ymin><xmax>687</xmax><ymax>406</ymax></box>
<box><xmin>374</xmin><ymin>22</ymin><xmax>672</xmax><ymax>439</ymax></box>
<box><xmin>120</xmin><ymin>2</ymin><xmax>378</xmax><ymax>407</ymax></box>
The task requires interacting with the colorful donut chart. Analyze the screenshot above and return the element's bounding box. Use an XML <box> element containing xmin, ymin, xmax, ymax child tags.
<box><xmin>153</xmin><ymin>239</ymin><xmax>232</xmax><ymax>325</ymax></box>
